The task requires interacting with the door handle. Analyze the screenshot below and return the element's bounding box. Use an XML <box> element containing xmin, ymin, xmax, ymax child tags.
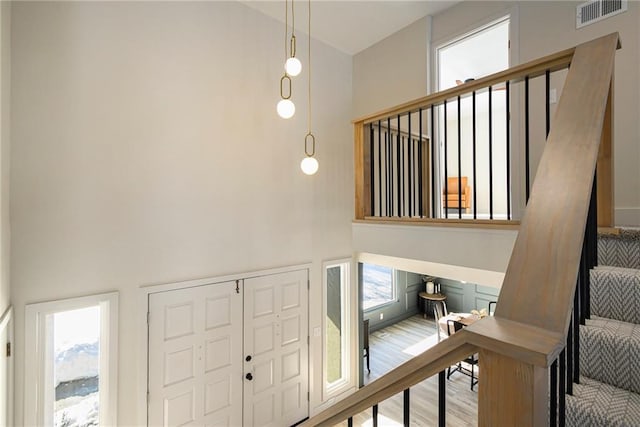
<box><xmin>245</xmin><ymin>355</ymin><xmax>252</xmax><ymax>362</ymax></box>
<box><xmin>246</xmin><ymin>373</ymin><xmax>253</xmax><ymax>381</ymax></box>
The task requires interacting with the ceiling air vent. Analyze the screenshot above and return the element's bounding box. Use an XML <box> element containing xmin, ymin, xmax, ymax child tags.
<box><xmin>577</xmin><ymin>0</ymin><xmax>627</xmax><ymax>28</ymax></box>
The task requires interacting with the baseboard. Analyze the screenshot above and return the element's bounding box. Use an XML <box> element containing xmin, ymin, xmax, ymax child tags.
<box><xmin>615</xmin><ymin>208</ymin><xmax>640</xmax><ymax>227</ymax></box>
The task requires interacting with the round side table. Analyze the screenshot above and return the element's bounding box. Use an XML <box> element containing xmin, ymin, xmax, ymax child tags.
<box><xmin>418</xmin><ymin>292</ymin><xmax>447</xmax><ymax>319</ymax></box>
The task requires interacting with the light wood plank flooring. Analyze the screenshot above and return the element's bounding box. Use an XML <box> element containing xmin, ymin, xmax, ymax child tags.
<box><xmin>337</xmin><ymin>315</ymin><xmax>478</xmax><ymax>426</ymax></box>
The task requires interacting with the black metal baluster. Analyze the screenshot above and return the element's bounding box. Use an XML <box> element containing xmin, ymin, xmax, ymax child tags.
<box><xmin>525</xmin><ymin>76</ymin><xmax>531</xmax><ymax>202</ymax></box>
<box><xmin>567</xmin><ymin>319</ymin><xmax>574</xmax><ymax>394</ymax></box>
<box><xmin>506</xmin><ymin>80</ymin><xmax>511</xmax><ymax>220</ymax></box>
<box><xmin>412</xmin><ymin>137</ymin><xmax>417</xmax><ymax>217</ymax></box>
<box><xmin>580</xmin><ymin>239</ymin><xmax>588</xmax><ymax>326</ymax></box>
<box><xmin>489</xmin><ymin>86</ymin><xmax>494</xmax><ymax>220</ymax></box>
<box><xmin>559</xmin><ymin>349</ymin><xmax>566</xmax><ymax>427</ymax></box>
<box><xmin>388</xmin><ymin>117</ymin><xmax>393</xmax><ymax>216</ymax></box>
<box><xmin>403</xmin><ymin>388</ymin><xmax>410</xmax><ymax>427</ymax></box>
<box><xmin>348</xmin><ymin>417</ymin><xmax>353</xmax><ymax>427</ymax></box>
<box><xmin>373</xmin><ymin>403</ymin><xmax>379</xmax><ymax>427</ymax></box>
<box><xmin>408</xmin><ymin>113</ymin><xmax>413</xmax><ymax>217</ymax></box>
<box><xmin>457</xmin><ymin>95</ymin><xmax>462</xmax><ymax>219</ymax></box>
<box><xmin>419</xmin><ymin>108</ymin><xmax>423</xmax><ymax>217</ymax></box>
<box><xmin>585</xmin><ymin>173</ymin><xmax>597</xmax><ymax>317</ymax></box>
<box><xmin>397</xmin><ymin>115</ymin><xmax>401</xmax><ymax>217</ymax></box>
<box><xmin>472</xmin><ymin>91</ymin><xmax>477</xmax><ymax>219</ymax></box>
<box><xmin>546</xmin><ymin>69</ymin><xmax>551</xmax><ymax>138</ymax></box>
<box><xmin>401</xmin><ymin>135</ymin><xmax>405</xmax><ymax>217</ymax></box>
<box><xmin>591</xmin><ymin>173</ymin><xmax>598</xmax><ymax>268</ymax></box>
<box><xmin>378</xmin><ymin>121</ymin><xmax>382</xmax><ymax>217</ymax></box>
<box><xmin>550</xmin><ymin>359</ymin><xmax>558</xmax><ymax>426</ymax></box>
<box><xmin>385</xmin><ymin>130</ymin><xmax>389</xmax><ymax>216</ymax></box>
<box><xmin>370</xmin><ymin>123</ymin><xmax>375</xmax><ymax>216</ymax></box>
<box><xmin>574</xmin><ymin>278</ymin><xmax>581</xmax><ymax>384</ymax></box>
<box><xmin>438</xmin><ymin>370</ymin><xmax>446</xmax><ymax>427</ymax></box>
<box><xmin>444</xmin><ymin>100</ymin><xmax>449</xmax><ymax>218</ymax></box>
<box><xmin>430</xmin><ymin>107</ymin><xmax>436</xmax><ymax>218</ymax></box>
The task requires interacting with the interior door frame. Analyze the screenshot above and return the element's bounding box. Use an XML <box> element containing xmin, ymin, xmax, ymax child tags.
<box><xmin>0</xmin><ymin>306</ymin><xmax>13</xmax><ymax>427</ymax></box>
<box><xmin>430</xmin><ymin>6</ymin><xmax>520</xmax><ymax>218</ymax></box>
<box><xmin>137</xmin><ymin>263</ymin><xmax>312</xmax><ymax>427</ymax></box>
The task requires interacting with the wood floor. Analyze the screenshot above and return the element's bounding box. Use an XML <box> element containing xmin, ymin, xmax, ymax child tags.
<box><xmin>337</xmin><ymin>315</ymin><xmax>478</xmax><ymax>426</ymax></box>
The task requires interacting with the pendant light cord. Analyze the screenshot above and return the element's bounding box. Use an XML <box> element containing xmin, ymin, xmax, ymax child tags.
<box><xmin>284</xmin><ymin>0</ymin><xmax>288</xmax><ymax>63</ymax></box>
<box><xmin>307</xmin><ymin>0</ymin><xmax>311</xmax><ymax>134</ymax></box>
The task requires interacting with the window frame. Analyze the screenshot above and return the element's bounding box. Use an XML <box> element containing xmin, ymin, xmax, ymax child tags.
<box><xmin>361</xmin><ymin>263</ymin><xmax>397</xmax><ymax>312</ymax></box>
<box><xmin>24</xmin><ymin>292</ymin><xmax>118</xmax><ymax>426</ymax></box>
<box><xmin>322</xmin><ymin>259</ymin><xmax>352</xmax><ymax>399</ymax></box>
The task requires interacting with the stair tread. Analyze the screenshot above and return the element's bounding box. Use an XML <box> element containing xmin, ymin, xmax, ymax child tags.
<box><xmin>584</xmin><ymin>316</ymin><xmax>640</xmax><ymax>334</ymax></box>
<box><xmin>598</xmin><ymin>229</ymin><xmax>640</xmax><ymax>270</ymax></box>
<box><xmin>566</xmin><ymin>376</ymin><xmax>640</xmax><ymax>426</ymax></box>
<box><xmin>594</xmin><ymin>265</ymin><xmax>640</xmax><ymax>275</ymax></box>
<box><xmin>580</xmin><ymin>317</ymin><xmax>640</xmax><ymax>394</ymax></box>
<box><xmin>590</xmin><ymin>268</ymin><xmax>640</xmax><ymax>325</ymax></box>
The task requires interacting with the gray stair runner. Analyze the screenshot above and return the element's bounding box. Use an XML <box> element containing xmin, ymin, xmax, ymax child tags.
<box><xmin>591</xmin><ymin>266</ymin><xmax>640</xmax><ymax>324</ymax></box>
<box><xmin>566</xmin><ymin>377</ymin><xmax>640</xmax><ymax>426</ymax></box>
<box><xmin>579</xmin><ymin>316</ymin><xmax>640</xmax><ymax>394</ymax></box>
<box><xmin>567</xmin><ymin>229</ymin><xmax>640</xmax><ymax>426</ymax></box>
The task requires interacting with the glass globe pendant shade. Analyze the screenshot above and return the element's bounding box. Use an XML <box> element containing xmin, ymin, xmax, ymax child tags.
<box><xmin>300</xmin><ymin>156</ymin><xmax>319</xmax><ymax>175</ymax></box>
<box><xmin>276</xmin><ymin>99</ymin><xmax>295</xmax><ymax>119</ymax></box>
<box><xmin>285</xmin><ymin>57</ymin><xmax>302</xmax><ymax>77</ymax></box>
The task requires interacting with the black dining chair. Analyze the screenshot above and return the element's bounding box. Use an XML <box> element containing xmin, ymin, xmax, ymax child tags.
<box><xmin>446</xmin><ymin>319</ymin><xmax>479</xmax><ymax>391</ymax></box>
<box><xmin>363</xmin><ymin>319</ymin><xmax>370</xmax><ymax>373</ymax></box>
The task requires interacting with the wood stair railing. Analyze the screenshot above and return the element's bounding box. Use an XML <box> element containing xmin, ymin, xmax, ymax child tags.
<box><xmin>305</xmin><ymin>32</ymin><xmax>620</xmax><ymax>427</ymax></box>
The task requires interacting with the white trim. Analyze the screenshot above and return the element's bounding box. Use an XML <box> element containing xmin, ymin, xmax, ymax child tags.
<box><xmin>0</xmin><ymin>306</ymin><xmax>13</xmax><ymax>427</ymax></box>
<box><xmin>322</xmin><ymin>258</ymin><xmax>353</xmax><ymax>401</ymax></box>
<box><xmin>24</xmin><ymin>292</ymin><xmax>118</xmax><ymax>427</ymax></box>
<box><xmin>137</xmin><ymin>262</ymin><xmax>312</xmax><ymax>427</ymax></box>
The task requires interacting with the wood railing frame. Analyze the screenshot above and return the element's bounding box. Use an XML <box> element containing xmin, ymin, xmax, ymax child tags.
<box><xmin>354</xmin><ymin>39</ymin><xmax>616</xmax><ymax>226</ymax></box>
<box><xmin>311</xmin><ymin>33</ymin><xmax>620</xmax><ymax>427</ymax></box>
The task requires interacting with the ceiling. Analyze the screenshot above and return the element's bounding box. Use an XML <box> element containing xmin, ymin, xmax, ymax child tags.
<box><xmin>241</xmin><ymin>1</ymin><xmax>461</xmax><ymax>55</ymax></box>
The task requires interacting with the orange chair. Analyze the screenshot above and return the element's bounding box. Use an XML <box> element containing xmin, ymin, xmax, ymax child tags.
<box><xmin>442</xmin><ymin>176</ymin><xmax>471</xmax><ymax>213</ymax></box>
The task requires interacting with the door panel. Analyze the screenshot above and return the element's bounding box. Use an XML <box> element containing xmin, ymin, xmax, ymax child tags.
<box><xmin>148</xmin><ymin>281</ymin><xmax>242</xmax><ymax>427</ymax></box>
<box><xmin>244</xmin><ymin>270</ymin><xmax>308</xmax><ymax>427</ymax></box>
<box><xmin>148</xmin><ymin>270</ymin><xmax>308</xmax><ymax>427</ymax></box>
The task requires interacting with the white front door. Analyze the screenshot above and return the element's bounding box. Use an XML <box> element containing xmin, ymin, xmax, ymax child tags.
<box><xmin>148</xmin><ymin>281</ymin><xmax>243</xmax><ymax>426</ymax></box>
<box><xmin>243</xmin><ymin>270</ymin><xmax>309</xmax><ymax>427</ymax></box>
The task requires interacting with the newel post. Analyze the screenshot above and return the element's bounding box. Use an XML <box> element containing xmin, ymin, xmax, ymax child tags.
<box><xmin>354</xmin><ymin>121</ymin><xmax>371</xmax><ymax>220</ymax></box>
<box><xmin>478</xmin><ymin>350</ymin><xmax>548</xmax><ymax>427</ymax></box>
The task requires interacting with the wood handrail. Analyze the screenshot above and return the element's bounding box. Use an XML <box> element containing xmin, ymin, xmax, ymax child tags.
<box><xmin>353</xmin><ymin>46</ymin><xmax>576</xmax><ymax>125</ymax></box>
<box><xmin>495</xmin><ymin>33</ymin><xmax>619</xmax><ymax>334</ymax></box>
<box><xmin>301</xmin><ymin>330</ymin><xmax>478</xmax><ymax>426</ymax></box>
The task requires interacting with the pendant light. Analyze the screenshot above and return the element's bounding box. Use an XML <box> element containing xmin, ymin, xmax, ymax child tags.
<box><xmin>277</xmin><ymin>0</ymin><xmax>295</xmax><ymax>119</ymax></box>
<box><xmin>300</xmin><ymin>0</ymin><xmax>318</xmax><ymax>175</ymax></box>
<box><xmin>285</xmin><ymin>0</ymin><xmax>302</xmax><ymax>77</ymax></box>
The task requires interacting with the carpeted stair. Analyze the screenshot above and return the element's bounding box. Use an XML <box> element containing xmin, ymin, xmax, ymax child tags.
<box><xmin>566</xmin><ymin>229</ymin><xmax>640</xmax><ymax>426</ymax></box>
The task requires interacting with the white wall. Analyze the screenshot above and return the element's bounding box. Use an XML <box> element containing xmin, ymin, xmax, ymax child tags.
<box><xmin>352</xmin><ymin>16</ymin><xmax>429</xmax><ymax>118</ymax></box>
<box><xmin>10</xmin><ymin>2</ymin><xmax>352</xmax><ymax>424</ymax></box>
<box><xmin>354</xmin><ymin>1</ymin><xmax>640</xmax><ymax>227</ymax></box>
<box><xmin>0</xmin><ymin>0</ymin><xmax>10</xmax><ymax>320</ymax></box>
<box><xmin>354</xmin><ymin>222</ymin><xmax>516</xmax><ymax>288</ymax></box>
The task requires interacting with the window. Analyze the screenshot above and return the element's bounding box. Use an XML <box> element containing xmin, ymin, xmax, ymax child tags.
<box><xmin>323</xmin><ymin>259</ymin><xmax>352</xmax><ymax>398</ymax></box>
<box><xmin>25</xmin><ymin>292</ymin><xmax>118</xmax><ymax>426</ymax></box>
<box><xmin>362</xmin><ymin>264</ymin><xmax>395</xmax><ymax>311</ymax></box>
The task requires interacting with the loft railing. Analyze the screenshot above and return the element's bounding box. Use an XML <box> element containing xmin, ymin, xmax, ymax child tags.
<box><xmin>305</xmin><ymin>32</ymin><xmax>619</xmax><ymax>426</ymax></box>
<box><xmin>353</xmin><ymin>36</ymin><xmax>615</xmax><ymax>227</ymax></box>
